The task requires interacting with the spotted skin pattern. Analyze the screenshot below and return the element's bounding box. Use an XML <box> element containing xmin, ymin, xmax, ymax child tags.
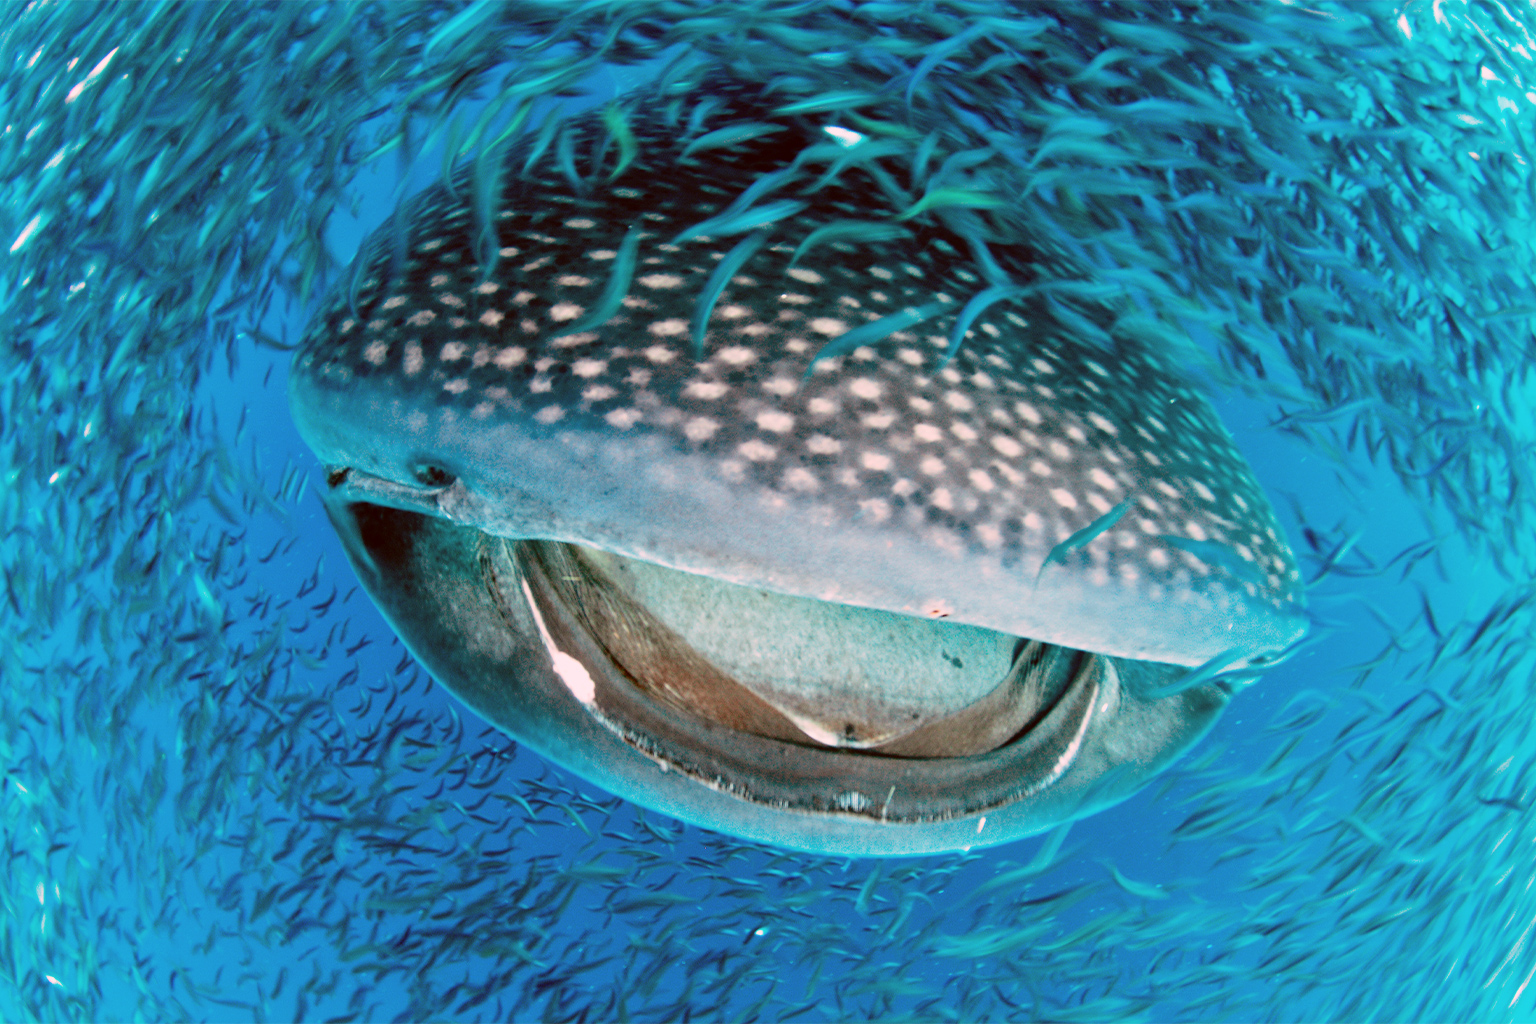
<box><xmin>294</xmin><ymin>99</ymin><xmax>1305</xmax><ymax>662</ymax></box>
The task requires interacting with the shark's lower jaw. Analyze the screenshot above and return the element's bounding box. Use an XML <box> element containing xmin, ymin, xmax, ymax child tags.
<box><xmin>325</xmin><ymin>486</ymin><xmax>1230</xmax><ymax>856</ymax></box>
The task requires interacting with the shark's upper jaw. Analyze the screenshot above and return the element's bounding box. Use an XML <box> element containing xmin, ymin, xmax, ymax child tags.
<box><xmin>289</xmin><ymin>79</ymin><xmax>1306</xmax><ymax>853</ymax></box>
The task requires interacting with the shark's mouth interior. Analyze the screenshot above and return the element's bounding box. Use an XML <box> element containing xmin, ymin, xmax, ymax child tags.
<box><xmin>509</xmin><ymin>539</ymin><xmax>1090</xmax><ymax>760</ymax></box>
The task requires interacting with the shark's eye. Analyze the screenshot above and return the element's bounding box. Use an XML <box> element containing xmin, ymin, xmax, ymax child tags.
<box><xmin>412</xmin><ymin>464</ymin><xmax>456</xmax><ymax>488</ymax></box>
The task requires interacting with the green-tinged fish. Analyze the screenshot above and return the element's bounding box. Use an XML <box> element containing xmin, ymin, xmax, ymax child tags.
<box><xmin>290</xmin><ymin>75</ymin><xmax>1306</xmax><ymax>856</ymax></box>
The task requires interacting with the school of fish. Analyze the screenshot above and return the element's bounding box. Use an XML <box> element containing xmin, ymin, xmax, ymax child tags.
<box><xmin>1</xmin><ymin>1</ymin><xmax>1533</xmax><ymax>1021</ymax></box>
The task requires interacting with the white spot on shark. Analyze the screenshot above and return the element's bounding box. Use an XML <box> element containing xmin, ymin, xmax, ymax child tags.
<box><xmin>848</xmin><ymin>378</ymin><xmax>881</xmax><ymax>400</ymax></box>
<box><xmin>762</xmin><ymin>376</ymin><xmax>796</xmax><ymax>396</ymax></box>
<box><xmin>605</xmin><ymin>408</ymin><xmax>641</xmax><ymax>429</ymax></box>
<box><xmin>859</xmin><ymin>498</ymin><xmax>891</xmax><ymax>522</ymax></box>
<box><xmin>990</xmin><ymin>435</ymin><xmax>1023</xmax><ymax>458</ymax></box>
<box><xmin>1088</xmin><ymin>412</ymin><xmax>1118</xmax><ymax>436</ymax></box>
<box><xmin>738</xmin><ymin>439</ymin><xmax>776</xmax><ymax>462</ymax></box>
<box><xmin>1090</xmin><ymin>467</ymin><xmax>1119</xmax><ymax>491</ymax></box>
<box><xmin>756</xmin><ymin>410</ymin><xmax>795</xmax><ymax>433</ymax></box>
<box><xmin>860</xmin><ymin>452</ymin><xmax>892</xmax><ymax>472</ymax></box>
<box><xmin>782</xmin><ymin>467</ymin><xmax>819</xmax><ymax>492</ymax></box>
<box><xmin>635</xmin><ymin>271</ymin><xmax>685</xmax><ymax>288</ymax></box>
<box><xmin>717</xmin><ymin>345</ymin><xmax>757</xmax><ymax>366</ymax></box>
<box><xmin>684</xmin><ymin>417</ymin><xmax>719</xmax><ymax>441</ymax></box>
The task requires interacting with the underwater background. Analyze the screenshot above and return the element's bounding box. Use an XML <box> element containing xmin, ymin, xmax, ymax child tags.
<box><xmin>3</xmin><ymin>1</ymin><xmax>1534</xmax><ymax>1021</ymax></box>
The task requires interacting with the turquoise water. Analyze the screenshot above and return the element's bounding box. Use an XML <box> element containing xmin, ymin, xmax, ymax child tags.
<box><xmin>3</xmin><ymin>3</ymin><xmax>1534</xmax><ymax>1021</ymax></box>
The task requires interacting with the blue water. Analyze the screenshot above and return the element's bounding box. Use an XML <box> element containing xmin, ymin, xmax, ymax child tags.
<box><xmin>4</xmin><ymin>3</ymin><xmax>1534</xmax><ymax>1021</ymax></box>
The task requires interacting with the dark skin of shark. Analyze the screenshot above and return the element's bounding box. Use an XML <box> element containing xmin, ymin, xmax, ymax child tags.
<box><xmin>291</xmin><ymin>80</ymin><xmax>1298</xmax><ymax>855</ymax></box>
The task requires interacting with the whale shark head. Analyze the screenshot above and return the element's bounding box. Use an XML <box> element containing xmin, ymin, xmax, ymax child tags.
<box><xmin>289</xmin><ymin>76</ymin><xmax>1306</xmax><ymax>856</ymax></box>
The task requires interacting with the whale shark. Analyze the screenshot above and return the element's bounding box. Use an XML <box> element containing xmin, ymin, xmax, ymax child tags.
<box><xmin>289</xmin><ymin>74</ymin><xmax>1306</xmax><ymax>856</ymax></box>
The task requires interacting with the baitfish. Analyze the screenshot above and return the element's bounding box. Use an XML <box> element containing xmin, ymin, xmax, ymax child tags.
<box><xmin>289</xmin><ymin>76</ymin><xmax>1306</xmax><ymax>856</ymax></box>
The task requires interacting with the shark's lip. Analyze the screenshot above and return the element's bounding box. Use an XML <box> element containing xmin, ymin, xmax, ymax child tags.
<box><xmin>322</xmin><ymin>479</ymin><xmax>1232</xmax><ymax>855</ymax></box>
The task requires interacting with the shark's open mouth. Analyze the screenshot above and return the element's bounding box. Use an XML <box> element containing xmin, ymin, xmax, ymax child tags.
<box><xmin>327</xmin><ymin>471</ymin><xmax>1233</xmax><ymax>839</ymax></box>
<box><xmin>498</xmin><ymin>536</ymin><xmax>1108</xmax><ymax>818</ymax></box>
